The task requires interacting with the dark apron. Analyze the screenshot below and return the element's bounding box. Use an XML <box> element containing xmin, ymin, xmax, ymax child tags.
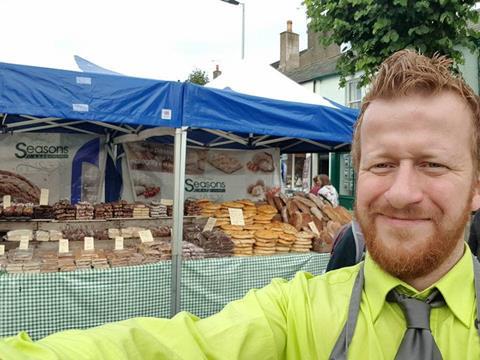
<box><xmin>329</xmin><ymin>255</ymin><xmax>480</xmax><ymax>359</ymax></box>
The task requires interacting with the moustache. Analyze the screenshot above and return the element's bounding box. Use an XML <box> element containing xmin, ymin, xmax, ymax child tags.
<box><xmin>368</xmin><ymin>204</ymin><xmax>438</xmax><ymax>222</ymax></box>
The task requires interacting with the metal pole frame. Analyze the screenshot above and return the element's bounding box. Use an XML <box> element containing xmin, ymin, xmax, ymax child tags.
<box><xmin>241</xmin><ymin>2</ymin><xmax>245</xmax><ymax>60</ymax></box>
<box><xmin>170</xmin><ymin>127</ymin><xmax>187</xmax><ymax>317</ymax></box>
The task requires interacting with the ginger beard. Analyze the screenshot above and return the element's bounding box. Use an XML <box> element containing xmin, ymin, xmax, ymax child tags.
<box><xmin>354</xmin><ymin>190</ymin><xmax>473</xmax><ymax>280</ymax></box>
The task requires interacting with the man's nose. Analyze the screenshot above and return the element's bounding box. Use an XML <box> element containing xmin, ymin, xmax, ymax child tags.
<box><xmin>383</xmin><ymin>164</ymin><xmax>423</xmax><ymax>209</ymax></box>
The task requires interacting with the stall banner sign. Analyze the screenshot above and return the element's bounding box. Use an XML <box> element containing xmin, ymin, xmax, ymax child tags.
<box><xmin>123</xmin><ymin>142</ymin><xmax>281</xmax><ymax>202</ymax></box>
<box><xmin>0</xmin><ymin>133</ymin><xmax>106</xmax><ymax>204</ymax></box>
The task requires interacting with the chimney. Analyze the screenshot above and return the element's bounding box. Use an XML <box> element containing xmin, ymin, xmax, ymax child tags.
<box><xmin>279</xmin><ymin>20</ymin><xmax>299</xmax><ymax>72</ymax></box>
<box><xmin>213</xmin><ymin>64</ymin><xmax>222</xmax><ymax>79</ymax></box>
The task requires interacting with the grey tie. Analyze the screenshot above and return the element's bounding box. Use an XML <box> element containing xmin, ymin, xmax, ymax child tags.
<box><xmin>387</xmin><ymin>288</ymin><xmax>445</xmax><ymax>360</ymax></box>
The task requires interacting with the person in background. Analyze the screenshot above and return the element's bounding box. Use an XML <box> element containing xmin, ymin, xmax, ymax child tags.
<box><xmin>317</xmin><ymin>174</ymin><xmax>339</xmax><ymax>207</ymax></box>
<box><xmin>2</xmin><ymin>49</ymin><xmax>480</xmax><ymax>359</ymax></box>
<box><xmin>309</xmin><ymin>175</ymin><xmax>322</xmax><ymax>195</ymax></box>
<box><xmin>326</xmin><ymin>220</ymin><xmax>365</xmax><ymax>272</ymax></box>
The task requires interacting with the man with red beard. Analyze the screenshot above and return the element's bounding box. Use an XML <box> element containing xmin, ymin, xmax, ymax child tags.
<box><xmin>1</xmin><ymin>50</ymin><xmax>480</xmax><ymax>359</ymax></box>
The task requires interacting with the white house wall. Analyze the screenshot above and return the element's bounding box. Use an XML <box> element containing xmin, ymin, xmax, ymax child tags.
<box><xmin>301</xmin><ymin>77</ymin><xmax>346</xmax><ymax>106</ymax></box>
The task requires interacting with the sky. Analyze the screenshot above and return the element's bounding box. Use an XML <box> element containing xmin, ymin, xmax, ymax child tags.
<box><xmin>0</xmin><ymin>0</ymin><xmax>309</xmax><ymax>81</ymax></box>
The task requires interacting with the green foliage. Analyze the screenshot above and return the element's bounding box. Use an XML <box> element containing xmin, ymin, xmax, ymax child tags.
<box><xmin>304</xmin><ymin>0</ymin><xmax>480</xmax><ymax>87</ymax></box>
<box><xmin>186</xmin><ymin>68</ymin><xmax>209</xmax><ymax>85</ymax></box>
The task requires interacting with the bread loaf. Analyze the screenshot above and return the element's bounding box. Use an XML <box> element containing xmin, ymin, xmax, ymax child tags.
<box><xmin>273</xmin><ymin>196</ymin><xmax>285</xmax><ymax>212</ymax></box>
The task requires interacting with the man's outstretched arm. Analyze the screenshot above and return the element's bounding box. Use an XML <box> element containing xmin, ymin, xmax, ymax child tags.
<box><xmin>0</xmin><ymin>277</ymin><xmax>290</xmax><ymax>360</ymax></box>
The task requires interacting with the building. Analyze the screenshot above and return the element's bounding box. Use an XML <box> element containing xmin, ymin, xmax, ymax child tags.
<box><xmin>272</xmin><ymin>20</ymin><xmax>479</xmax><ymax>208</ymax></box>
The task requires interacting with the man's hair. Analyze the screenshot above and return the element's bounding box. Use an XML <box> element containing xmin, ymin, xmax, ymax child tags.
<box><xmin>351</xmin><ymin>49</ymin><xmax>480</xmax><ymax>175</ymax></box>
<box><xmin>319</xmin><ymin>174</ymin><xmax>331</xmax><ymax>186</ymax></box>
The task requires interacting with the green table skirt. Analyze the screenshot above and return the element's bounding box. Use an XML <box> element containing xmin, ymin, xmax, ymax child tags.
<box><xmin>0</xmin><ymin>253</ymin><xmax>330</xmax><ymax>340</ymax></box>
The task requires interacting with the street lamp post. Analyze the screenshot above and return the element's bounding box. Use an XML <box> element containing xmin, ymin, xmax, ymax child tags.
<box><xmin>220</xmin><ymin>0</ymin><xmax>245</xmax><ymax>59</ymax></box>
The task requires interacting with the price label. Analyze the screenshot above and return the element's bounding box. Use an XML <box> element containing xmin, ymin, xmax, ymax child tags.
<box><xmin>3</xmin><ymin>195</ymin><xmax>11</xmax><ymax>208</ymax></box>
<box><xmin>115</xmin><ymin>236</ymin><xmax>124</xmax><ymax>250</ymax></box>
<box><xmin>160</xmin><ymin>199</ymin><xmax>174</xmax><ymax>206</ymax></box>
<box><xmin>19</xmin><ymin>235</ymin><xmax>29</xmax><ymax>250</ymax></box>
<box><xmin>308</xmin><ymin>221</ymin><xmax>320</xmax><ymax>236</ymax></box>
<box><xmin>203</xmin><ymin>217</ymin><xmax>217</xmax><ymax>232</ymax></box>
<box><xmin>84</xmin><ymin>237</ymin><xmax>95</xmax><ymax>251</ymax></box>
<box><xmin>59</xmin><ymin>239</ymin><xmax>69</xmax><ymax>254</ymax></box>
<box><xmin>0</xmin><ymin>245</ymin><xmax>4</xmax><ymax>256</ymax></box>
<box><xmin>139</xmin><ymin>230</ymin><xmax>154</xmax><ymax>243</ymax></box>
<box><xmin>228</xmin><ymin>208</ymin><xmax>245</xmax><ymax>226</ymax></box>
<box><xmin>40</xmin><ymin>188</ymin><xmax>49</xmax><ymax>205</ymax></box>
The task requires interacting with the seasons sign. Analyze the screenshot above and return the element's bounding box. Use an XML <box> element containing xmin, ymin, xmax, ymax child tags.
<box><xmin>184</xmin><ymin>178</ymin><xmax>225</xmax><ymax>193</ymax></box>
<box><xmin>14</xmin><ymin>142</ymin><xmax>70</xmax><ymax>159</ymax></box>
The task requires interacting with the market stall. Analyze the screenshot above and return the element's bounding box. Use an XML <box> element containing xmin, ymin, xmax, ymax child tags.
<box><xmin>161</xmin><ymin>82</ymin><xmax>357</xmax><ymax>313</ymax></box>
<box><xmin>0</xmin><ymin>61</ymin><xmax>358</xmax><ymax>338</ymax></box>
<box><xmin>0</xmin><ymin>62</ymin><xmax>189</xmax><ymax>338</ymax></box>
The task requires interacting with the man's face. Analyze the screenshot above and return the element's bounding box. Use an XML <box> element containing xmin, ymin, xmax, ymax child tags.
<box><xmin>355</xmin><ymin>91</ymin><xmax>480</xmax><ymax>279</ymax></box>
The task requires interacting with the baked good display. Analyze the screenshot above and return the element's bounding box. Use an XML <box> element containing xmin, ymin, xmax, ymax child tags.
<box><xmin>75</xmin><ymin>202</ymin><xmax>94</xmax><ymax>220</ymax></box>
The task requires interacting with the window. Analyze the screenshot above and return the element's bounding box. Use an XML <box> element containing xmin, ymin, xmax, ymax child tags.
<box><xmin>346</xmin><ymin>79</ymin><xmax>362</xmax><ymax>109</ymax></box>
<box><xmin>339</xmin><ymin>153</ymin><xmax>355</xmax><ymax>196</ymax></box>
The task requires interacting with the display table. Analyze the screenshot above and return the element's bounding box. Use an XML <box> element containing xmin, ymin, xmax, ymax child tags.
<box><xmin>0</xmin><ymin>253</ymin><xmax>329</xmax><ymax>340</ymax></box>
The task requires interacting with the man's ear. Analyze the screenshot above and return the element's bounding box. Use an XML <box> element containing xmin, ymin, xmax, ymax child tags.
<box><xmin>471</xmin><ymin>176</ymin><xmax>480</xmax><ymax>211</ymax></box>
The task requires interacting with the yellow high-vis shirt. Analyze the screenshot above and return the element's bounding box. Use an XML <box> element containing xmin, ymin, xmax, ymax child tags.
<box><xmin>1</xmin><ymin>247</ymin><xmax>479</xmax><ymax>359</ymax></box>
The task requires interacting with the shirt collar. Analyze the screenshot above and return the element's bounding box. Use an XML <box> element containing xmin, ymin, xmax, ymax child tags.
<box><xmin>364</xmin><ymin>245</ymin><xmax>475</xmax><ymax>327</ymax></box>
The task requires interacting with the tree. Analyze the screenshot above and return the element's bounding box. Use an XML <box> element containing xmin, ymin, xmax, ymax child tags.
<box><xmin>304</xmin><ymin>0</ymin><xmax>480</xmax><ymax>87</ymax></box>
<box><xmin>187</xmin><ymin>68</ymin><xmax>209</xmax><ymax>85</ymax></box>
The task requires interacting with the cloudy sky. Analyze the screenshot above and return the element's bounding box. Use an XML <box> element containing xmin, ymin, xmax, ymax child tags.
<box><xmin>0</xmin><ymin>0</ymin><xmax>308</xmax><ymax>81</ymax></box>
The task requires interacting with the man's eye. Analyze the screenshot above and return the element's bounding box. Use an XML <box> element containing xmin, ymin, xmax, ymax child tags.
<box><xmin>373</xmin><ymin>163</ymin><xmax>392</xmax><ymax>168</ymax></box>
<box><xmin>369</xmin><ymin>163</ymin><xmax>393</xmax><ymax>172</ymax></box>
<box><xmin>422</xmin><ymin>162</ymin><xmax>445</xmax><ymax>169</ymax></box>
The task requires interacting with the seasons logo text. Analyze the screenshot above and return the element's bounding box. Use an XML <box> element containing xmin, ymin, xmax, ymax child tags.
<box><xmin>185</xmin><ymin>179</ymin><xmax>225</xmax><ymax>193</ymax></box>
<box><xmin>15</xmin><ymin>142</ymin><xmax>70</xmax><ymax>159</ymax></box>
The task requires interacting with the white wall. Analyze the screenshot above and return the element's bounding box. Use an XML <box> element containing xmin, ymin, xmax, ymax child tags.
<box><xmin>302</xmin><ymin>76</ymin><xmax>346</xmax><ymax>105</ymax></box>
<box><xmin>458</xmin><ymin>47</ymin><xmax>479</xmax><ymax>94</ymax></box>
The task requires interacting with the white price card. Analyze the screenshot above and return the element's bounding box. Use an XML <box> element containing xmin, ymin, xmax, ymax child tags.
<box><xmin>115</xmin><ymin>236</ymin><xmax>124</xmax><ymax>250</ymax></box>
<box><xmin>3</xmin><ymin>195</ymin><xmax>11</xmax><ymax>208</ymax></box>
<box><xmin>40</xmin><ymin>188</ymin><xmax>49</xmax><ymax>205</ymax></box>
<box><xmin>308</xmin><ymin>221</ymin><xmax>320</xmax><ymax>236</ymax></box>
<box><xmin>19</xmin><ymin>235</ymin><xmax>29</xmax><ymax>250</ymax></box>
<box><xmin>139</xmin><ymin>230</ymin><xmax>154</xmax><ymax>243</ymax></box>
<box><xmin>59</xmin><ymin>239</ymin><xmax>69</xmax><ymax>254</ymax></box>
<box><xmin>84</xmin><ymin>237</ymin><xmax>95</xmax><ymax>251</ymax></box>
<box><xmin>0</xmin><ymin>245</ymin><xmax>4</xmax><ymax>256</ymax></box>
<box><xmin>160</xmin><ymin>199</ymin><xmax>174</xmax><ymax>206</ymax></box>
<box><xmin>203</xmin><ymin>217</ymin><xmax>217</xmax><ymax>232</ymax></box>
<box><xmin>228</xmin><ymin>208</ymin><xmax>245</xmax><ymax>226</ymax></box>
